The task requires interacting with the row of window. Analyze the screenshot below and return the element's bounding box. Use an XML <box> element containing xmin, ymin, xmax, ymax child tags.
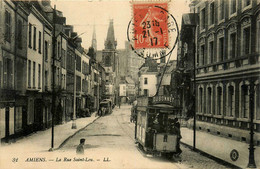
<box><xmin>28</xmin><ymin>23</ymin><xmax>42</xmax><ymax>53</ymax></box>
<box><xmin>28</xmin><ymin>60</ymin><xmax>41</xmax><ymax>89</ymax></box>
<box><xmin>198</xmin><ymin>16</ymin><xmax>260</xmax><ymax>66</ymax></box>
<box><xmin>197</xmin><ymin>81</ymin><xmax>260</xmax><ymax>120</ymax></box>
<box><xmin>41</xmin><ymin>68</ymin><xmax>66</xmax><ymax>91</ymax></box>
<box><xmin>200</xmin><ymin>0</ymin><xmax>253</xmax><ymax>30</ymax></box>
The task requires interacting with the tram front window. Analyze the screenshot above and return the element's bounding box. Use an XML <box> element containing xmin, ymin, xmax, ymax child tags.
<box><xmin>147</xmin><ymin>113</ymin><xmax>168</xmax><ymax>133</ymax></box>
<box><xmin>146</xmin><ymin>112</ymin><xmax>170</xmax><ymax>149</ymax></box>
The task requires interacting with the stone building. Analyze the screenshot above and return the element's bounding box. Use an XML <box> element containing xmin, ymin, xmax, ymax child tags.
<box><xmin>26</xmin><ymin>3</ymin><xmax>46</xmax><ymax>131</ymax></box>
<box><xmin>102</xmin><ymin>19</ymin><xmax>118</xmax><ymax>105</ymax></box>
<box><xmin>174</xmin><ymin>13</ymin><xmax>197</xmax><ymax>118</ymax></box>
<box><xmin>189</xmin><ymin>0</ymin><xmax>260</xmax><ymax>145</ymax></box>
<box><xmin>0</xmin><ymin>1</ymin><xmax>29</xmax><ymax>141</ymax></box>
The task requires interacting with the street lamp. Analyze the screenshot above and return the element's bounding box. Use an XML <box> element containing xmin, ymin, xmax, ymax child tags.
<box><xmin>192</xmin><ymin>3</ymin><xmax>197</xmax><ymax>151</ymax></box>
<box><xmin>247</xmin><ymin>81</ymin><xmax>256</xmax><ymax>168</ymax></box>
<box><xmin>49</xmin><ymin>5</ymin><xmax>57</xmax><ymax>151</ymax></box>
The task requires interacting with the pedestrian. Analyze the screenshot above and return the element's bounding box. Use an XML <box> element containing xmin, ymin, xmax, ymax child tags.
<box><xmin>173</xmin><ymin>118</ymin><xmax>182</xmax><ymax>155</ymax></box>
<box><xmin>97</xmin><ymin>107</ymin><xmax>102</xmax><ymax>117</ymax></box>
<box><xmin>76</xmin><ymin>138</ymin><xmax>85</xmax><ymax>155</ymax></box>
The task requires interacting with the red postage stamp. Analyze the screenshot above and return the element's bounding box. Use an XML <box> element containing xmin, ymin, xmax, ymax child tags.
<box><xmin>133</xmin><ymin>2</ymin><xmax>169</xmax><ymax>49</ymax></box>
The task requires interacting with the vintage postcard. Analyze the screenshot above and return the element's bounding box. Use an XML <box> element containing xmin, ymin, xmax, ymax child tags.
<box><xmin>0</xmin><ymin>0</ymin><xmax>259</xmax><ymax>169</ymax></box>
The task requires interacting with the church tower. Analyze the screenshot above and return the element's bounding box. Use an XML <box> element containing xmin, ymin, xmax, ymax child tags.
<box><xmin>102</xmin><ymin>19</ymin><xmax>119</xmax><ymax>105</ymax></box>
<box><xmin>91</xmin><ymin>25</ymin><xmax>97</xmax><ymax>52</ymax></box>
<box><xmin>102</xmin><ymin>19</ymin><xmax>117</xmax><ymax>70</ymax></box>
<box><xmin>104</xmin><ymin>19</ymin><xmax>117</xmax><ymax>50</ymax></box>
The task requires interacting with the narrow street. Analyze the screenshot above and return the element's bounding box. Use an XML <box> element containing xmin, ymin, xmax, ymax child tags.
<box><xmin>58</xmin><ymin>105</ymin><xmax>229</xmax><ymax>169</ymax></box>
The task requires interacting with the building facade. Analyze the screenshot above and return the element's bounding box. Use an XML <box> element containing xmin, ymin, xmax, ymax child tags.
<box><xmin>14</xmin><ymin>1</ymin><xmax>30</xmax><ymax>138</ymax></box>
<box><xmin>26</xmin><ymin>4</ymin><xmax>45</xmax><ymax>132</ymax></box>
<box><xmin>0</xmin><ymin>1</ymin><xmax>104</xmax><ymax>142</ymax></box>
<box><xmin>190</xmin><ymin>0</ymin><xmax>260</xmax><ymax>145</ymax></box>
<box><xmin>42</xmin><ymin>3</ymin><xmax>53</xmax><ymax>128</ymax></box>
<box><xmin>138</xmin><ymin>58</ymin><xmax>158</xmax><ymax>97</ymax></box>
<box><xmin>0</xmin><ymin>1</ymin><xmax>24</xmax><ymax>141</ymax></box>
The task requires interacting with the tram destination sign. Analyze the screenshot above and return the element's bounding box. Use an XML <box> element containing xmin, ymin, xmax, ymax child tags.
<box><xmin>153</xmin><ymin>96</ymin><xmax>174</xmax><ymax>104</ymax></box>
<box><xmin>152</xmin><ymin>96</ymin><xmax>175</xmax><ymax>105</ymax></box>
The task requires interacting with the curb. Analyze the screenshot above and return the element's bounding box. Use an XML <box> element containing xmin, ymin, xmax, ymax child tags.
<box><xmin>180</xmin><ymin>141</ymin><xmax>242</xmax><ymax>169</ymax></box>
<box><xmin>56</xmin><ymin>116</ymin><xmax>100</xmax><ymax>150</ymax></box>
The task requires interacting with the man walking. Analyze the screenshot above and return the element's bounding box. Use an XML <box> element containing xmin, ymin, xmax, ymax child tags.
<box><xmin>76</xmin><ymin>138</ymin><xmax>85</xmax><ymax>155</ymax></box>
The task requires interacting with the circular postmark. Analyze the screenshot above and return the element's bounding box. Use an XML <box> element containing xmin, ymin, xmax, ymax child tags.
<box><xmin>230</xmin><ymin>149</ymin><xmax>239</xmax><ymax>161</ymax></box>
<box><xmin>127</xmin><ymin>2</ymin><xmax>179</xmax><ymax>60</ymax></box>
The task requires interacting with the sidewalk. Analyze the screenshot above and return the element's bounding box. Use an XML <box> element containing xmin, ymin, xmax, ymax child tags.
<box><xmin>181</xmin><ymin>127</ymin><xmax>260</xmax><ymax>168</ymax></box>
<box><xmin>0</xmin><ymin>112</ymin><xmax>99</xmax><ymax>154</ymax></box>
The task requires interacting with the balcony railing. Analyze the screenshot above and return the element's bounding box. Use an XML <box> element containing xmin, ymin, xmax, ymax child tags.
<box><xmin>196</xmin><ymin>53</ymin><xmax>259</xmax><ymax>75</ymax></box>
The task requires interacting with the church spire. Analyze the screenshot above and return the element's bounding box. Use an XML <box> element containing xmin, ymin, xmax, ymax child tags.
<box><xmin>91</xmin><ymin>25</ymin><xmax>97</xmax><ymax>51</ymax></box>
<box><xmin>105</xmin><ymin>19</ymin><xmax>117</xmax><ymax>50</ymax></box>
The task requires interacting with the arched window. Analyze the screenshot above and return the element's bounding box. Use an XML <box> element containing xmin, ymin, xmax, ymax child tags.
<box><xmin>227</xmin><ymin>23</ymin><xmax>237</xmax><ymax>59</ymax></box>
<box><xmin>217</xmin><ymin>29</ymin><xmax>225</xmax><ymax>62</ymax></box>
<box><xmin>241</xmin><ymin>17</ymin><xmax>251</xmax><ymax>56</ymax></box>
<box><xmin>198</xmin><ymin>85</ymin><xmax>204</xmax><ymax>114</ymax></box>
<box><xmin>239</xmin><ymin>81</ymin><xmax>249</xmax><ymax>118</ymax></box>
<box><xmin>199</xmin><ymin>38</ymin><xmax>205</xmax><ymax>66</ymax></box>
<box><xmin>226</xmin><ymin>83</ymin><xmax>235</xmax><ymax>117</ymax></box>
<box><xmin>207</xmin><ymin>33</ymin><xmax>214</xmax><ymax>64</ymax></box>
<box><xmin>206</xmin><ymin>85</ymin><xmax>213</xmax><ymax>114</ymax></box>
<box><xmin>215</xmin><ymin>83</ymin><xmax>223</xmax><ymax>115</ymax></box>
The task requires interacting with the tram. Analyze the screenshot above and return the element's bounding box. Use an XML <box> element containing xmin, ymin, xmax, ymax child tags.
<box><xmin>135</xmin><ymin>95</ymin><xmax>182</xmax><ymax>158</ymax></box>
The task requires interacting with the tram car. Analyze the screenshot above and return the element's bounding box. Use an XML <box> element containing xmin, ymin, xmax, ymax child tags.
<box><xmin>135</xmin><ymin>95</ymin><xmax>182</xmax><ymax>158</ymax></box>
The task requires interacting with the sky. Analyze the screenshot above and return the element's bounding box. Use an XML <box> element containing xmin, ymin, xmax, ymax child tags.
<box><xmin>52</xmin><ymin>0</ymin><xmax>190</xmax><ymax>59</ymax></box>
